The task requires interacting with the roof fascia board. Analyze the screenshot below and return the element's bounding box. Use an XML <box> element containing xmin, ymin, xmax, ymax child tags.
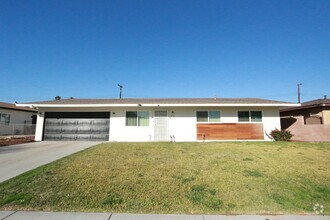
<box><xmin>280</xmin><ymin>103</ymin><xmax>328</xmax><ymax>112</ymax></box>
<box><xmin>0</xmin><ymin>106</ymin><xmax>37</xmax><ymax>113</ymax></box>
<box><xmin>17</xmin><ymin>103</ymin><xmax>301</xmax><ymax>108</ymax></box>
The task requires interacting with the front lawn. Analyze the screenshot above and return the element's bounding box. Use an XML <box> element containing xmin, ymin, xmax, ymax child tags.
<box><xmin>0</xmin><ymin>142</ymin><xmax>329</xmax><ymax>214</ymax></box>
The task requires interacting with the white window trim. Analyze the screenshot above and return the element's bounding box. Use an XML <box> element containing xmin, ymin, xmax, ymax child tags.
<box><xmin>237</xmin><ymin>110</ymin><xmax>263</xmax><ymax>123</ymax></box>
<box><xmin>196</xmin><ymin>110</ymin><xmax>222</xmax><ymax>123</ymax></box>
<box><xmin>125</xmin><ymin>110</ymin><xmax>150</xmax><ymax>127</ymax></box>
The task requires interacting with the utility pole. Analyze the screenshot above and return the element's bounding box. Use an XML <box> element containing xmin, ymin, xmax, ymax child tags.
<box><xmin>297</xmin><ymin>83</ymin><xmax>302</xmax><ymax>103</ymax></box>
<box><xmin>118</xmin><ymin>84</ymin><xmax>123</xmax><ymax>99</ymax></box>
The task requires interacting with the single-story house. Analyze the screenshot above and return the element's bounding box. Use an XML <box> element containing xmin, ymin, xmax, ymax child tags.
<box><xmin>17</xmin><ymin>98</ymin><xmax>299</xmax><ymax>142</ymax></box>
<box><xmin>280</xmin><ymin>97</ymin><xmax>330</xmax><ymax>142</ymax></box>
<box><xmin>0</xmin><ymin>101</ymin><xmax>37</xmax><ymax>135</ymax></box>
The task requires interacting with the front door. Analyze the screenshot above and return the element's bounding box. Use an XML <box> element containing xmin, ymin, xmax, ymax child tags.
<box><xmin>154</xmin><ymin>110</ymin><xmax>169</xmax><ymax>141</ymax></box>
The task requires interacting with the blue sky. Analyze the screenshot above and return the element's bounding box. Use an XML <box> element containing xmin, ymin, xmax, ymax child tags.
<box><xmin>1</xmin><ymin>0</ymin><xmax>329</xmax><ymax>103</ymax></box>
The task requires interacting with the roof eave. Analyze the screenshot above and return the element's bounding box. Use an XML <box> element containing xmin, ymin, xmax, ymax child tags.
<box><xmin>17</xmin><ymin>103</ymin><xmax>300</xmax><ymax>108</ymax></box>
<box><xmin>1</xmin><ymin>106</ymin><xmax>37</xmax><ymax>112</ymax></box>
<box><xmin>280</xmin><ymin>103</ymin><xmax>329</xmax><ymax>112</ymax></box>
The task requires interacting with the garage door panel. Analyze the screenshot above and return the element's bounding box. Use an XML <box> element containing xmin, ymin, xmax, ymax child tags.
<box><xmin>60</xmin><ymin>134</ymin><xmax>79</xmax><ymax>141</ymax></box>
<box><xmin>93</xmin><ymin>120</ymin><xmax>109</xmax><ymax>125</ymax></box>
<box><xmin>61</xmin><ymin>127</ymin><xmax>78</xmax><ymax>134</ymax></box>
<box><xmin>90</xmin><ymin>134</ymin><xmax>109</xmax><ymax>140</ymax></box>
<box><xmin>44</xmin><ymin>134</ymin><xmax>62</xmax><ymax>141</ymax></box>
<box><xmin>44</xmin><ymin>117</ymin><xmax>109</xmax><ymax>141</ymax></box>
<box><xmin>77</xmin><ymin>127</ymin><xmax>92</xmax><ymax>133</ymax></box>
<box><xmin>44</xmin><ymin>127</ymin><xmax>61</xmax><ymax>134</ymax></box>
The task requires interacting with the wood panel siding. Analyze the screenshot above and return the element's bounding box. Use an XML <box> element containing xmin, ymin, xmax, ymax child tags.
<box><xmin>197</xmin><ymin>123</ymin><xmax>264</xmax><ymax>140</ymax></box>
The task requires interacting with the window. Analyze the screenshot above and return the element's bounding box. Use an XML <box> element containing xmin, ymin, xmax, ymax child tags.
<box><xmin>137</xmin><ymin>111</ymin><xmax>149</xmax><ymax>126</ymax></box>
<box><xmin>197</xmin><ymin>111</ymin><xmax>220</xmax><ymax>122</ymax></box>
<box><xmin>0</xmin><ymin>113</ymin><xmax>10</xmax><ymax>125</ymax></box>
<box><xmin>126</xmin><ymin>111</ymin><xmax>137</xmax><ymax>126</ymax></box>
<box><xmin>126</xmin><ymin>111</ymin><xmax>149</xmax><ymax>126</ymax></box>
<box><xmin>238</xmin><ymin>111</ymin><xmax>250</xmax><ymax>122</ymax></box>
<box><xmin>197</xmin><ymin>111</ymin><xmax>208</xmax><ymax>122</ymax></box>
<box><xmin>209</xmin><ymin>111</ymin><xmax>221</xmax><ymax>122</ymax></box>
<box><xmin>238</xmin><ymin>111</ymin><xmax>262</xmax><ymax>122</ymax></box>
<box><xmin>251</xmin><ymin>111</ymin><xmax>262</xmax><ymax>122</ymax></box>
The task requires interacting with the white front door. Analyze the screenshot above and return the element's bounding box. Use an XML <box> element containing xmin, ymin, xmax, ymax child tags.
<box><xmin>154</xmin><ymin>110</ymin><xmax>169</xmax><ymax>141</ymax></box>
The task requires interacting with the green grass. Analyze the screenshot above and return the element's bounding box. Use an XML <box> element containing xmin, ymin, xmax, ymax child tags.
<box><xmin>0</xmin><ymin>142</ymin><xmax>329</xmax><ymax>214</ymax></box>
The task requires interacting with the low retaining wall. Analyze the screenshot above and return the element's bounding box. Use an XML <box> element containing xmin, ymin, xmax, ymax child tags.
<box><xmin>284</xmin><ymin>116</ymin><xmax>330</xmax><ymax>142</ymax></box>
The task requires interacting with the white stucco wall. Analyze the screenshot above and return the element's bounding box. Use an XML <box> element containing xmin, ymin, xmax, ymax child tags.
<box><xmin>34</xmin><ymin>106</ymin><xmax>281</xmax><ymax>142</ymax></box>
<box><xmin>168</xmin><ymin>108</ymin><xmax>196</xmax><ymax>142</ymax></box>
<box><xmin>109</xmin><ymin>108</ymin><xmax>154</xmax><ymax>142</ymax></box>
<box><xmin>167</xmin><ymin>107</ymin><xmax>280</xmax><ymax>141</ymax></box>
<box><xmin>35</xmin><ymin>111</ymin><xmax>45</xmax><ymax>141</ymax></box>
<box><xmin>261</xmin><ymin>107</ymin><xmax>281</xmax><ymax>140</ymax></box>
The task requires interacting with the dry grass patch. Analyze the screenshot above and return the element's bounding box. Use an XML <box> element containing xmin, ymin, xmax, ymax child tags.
<box><xmin>0</xmin><ymin>142</ymin><xmax>329</xmax><ymax>214</ymax></box>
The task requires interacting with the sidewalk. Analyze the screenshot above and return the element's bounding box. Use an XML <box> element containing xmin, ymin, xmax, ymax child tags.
<box><xmin>0</xmin><ymin>211</ymin><xmax>329</xmax><ymax>220</ymax></box>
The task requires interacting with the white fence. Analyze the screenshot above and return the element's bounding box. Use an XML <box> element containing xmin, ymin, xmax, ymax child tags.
<box><xmin>0</xmin><ymin>124</ymin><xmax>36</xmax><ymax>136</ymax></box>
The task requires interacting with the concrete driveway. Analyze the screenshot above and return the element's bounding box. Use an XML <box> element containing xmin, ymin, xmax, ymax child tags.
<box><xmin>0</xmin><ymin>141</ymin><xmax>102</xmax><ymax>183</ymax></box>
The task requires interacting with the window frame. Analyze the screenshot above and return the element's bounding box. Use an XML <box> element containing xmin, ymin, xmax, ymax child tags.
<box><xmin>251</xmin><ymin>111</ymin><xmax>263</xmax><ymax>122</ymax></box>
<box><xmin>237</xmin><ymin>110</ymin><xmax>263</xmax><ymax>123</ymax></box>
<box><xmin>125</xmin><ymin>111</ymin><xmax>150</xmax><ymax>127</ymax></box>
<box><xmin>196</xmin><ymin>110</ymin><xmax>221</xmax><ymax>123</ymax></box>
<box><xmin>238</xmin><ymin>111</ymin><xmax>250</xmax><ymax>122</ymax></box>
<box><xmin>0</xmin><ymin>113</ymin><xmax>11</xmax><ymax>125</ymax></box>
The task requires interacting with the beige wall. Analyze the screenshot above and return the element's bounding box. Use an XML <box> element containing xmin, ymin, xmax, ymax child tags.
<box><xmin>0</xmin><ymin>108</ymin><xmax>36</xmax><ymax>124</ymax></box>
<box><xmin>284</xmin><ymin>115</ymin><xmax>330</xmax><ymax>142</ymax></box>
<box><xmin>322</xmin><ymin>109</ymin><xmax>330</xmax><ymax>124</ymax></box>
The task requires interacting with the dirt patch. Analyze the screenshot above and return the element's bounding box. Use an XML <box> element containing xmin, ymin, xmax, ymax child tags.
<box><xmin>0</xmin><ymin>136</ymin><xmax>35</xmax><ymax>147</ymax></box>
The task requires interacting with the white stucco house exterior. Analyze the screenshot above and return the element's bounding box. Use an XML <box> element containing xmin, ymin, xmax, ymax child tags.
<box><xmin>17</xmin><ymin>98</ymin><xmax>299</xmax><ymax>142</ymax></box>
<box><xmin>0</xmin><ymin>102</ymin><xmax>37</xmax><ymax>135</ymax></box>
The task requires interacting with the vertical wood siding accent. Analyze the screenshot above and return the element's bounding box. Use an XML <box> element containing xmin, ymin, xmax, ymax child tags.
<box><xmin>197</xmin><ymin>123</ymin><xmax>264</xmax><ymax>140</ymax></box>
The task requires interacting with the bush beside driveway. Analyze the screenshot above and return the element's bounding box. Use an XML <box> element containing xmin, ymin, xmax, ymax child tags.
<box><xmin>0</xmin><ymin>142</ymin><xmax>329</xmax><ymax>215</ymax></box>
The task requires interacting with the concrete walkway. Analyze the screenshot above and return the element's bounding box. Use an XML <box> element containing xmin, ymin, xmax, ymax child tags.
<box><xmin>0</xmin><ymin>211</ymin><xmax>328</xmax><ymax>220</ymax></box>
<box><xmin>0</xmin><ymin>141</ymin><xmax>101</xmax><ymax>182</ymax></box>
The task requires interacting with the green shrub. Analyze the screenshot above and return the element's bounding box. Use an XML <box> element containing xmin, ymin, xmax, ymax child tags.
<box><xmin>270</xmin><ymin>129</ymin><xmax>293</xmax><ymax>141</ymax></box>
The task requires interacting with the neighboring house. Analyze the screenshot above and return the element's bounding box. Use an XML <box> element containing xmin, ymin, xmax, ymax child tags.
<box><xmin>280</xmin><ymin>97</ymin><xmax>330</xmax><ymax>142</ymax></box>
<box><xmin>0</xmin><ymin>102</ymin><xmax>37</xmax><ymax>135</ymax></box>
<box><xmin>17</xmin><ymin>98</ymin><xmax>298</xmax><ymax>142</ymax></box>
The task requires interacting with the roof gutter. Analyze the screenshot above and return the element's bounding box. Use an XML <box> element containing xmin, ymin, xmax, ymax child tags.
<box><xmin>0</xmin><ymin>106</ymin><xmax>37</xmax><ymax>112</ymax></box>
<box><xmin>17</xmin><ymin>103</ymin><xmax>301</xmax><ymax>108</ymax></box>
<box><xmin>280</xmin><ymin>103</ymin><xmax>328</xmax><ymax>112</ymax></box>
